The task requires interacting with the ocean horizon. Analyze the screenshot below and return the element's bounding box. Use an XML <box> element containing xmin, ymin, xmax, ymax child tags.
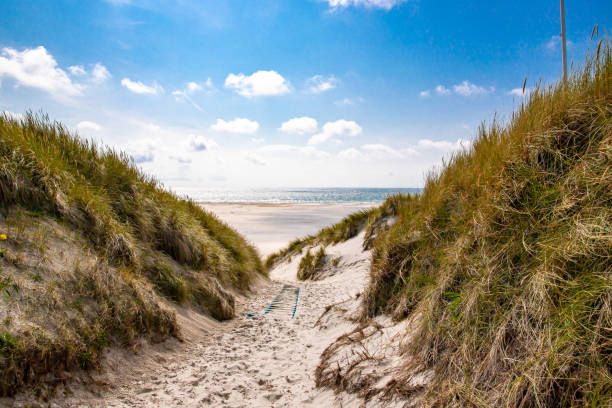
<box><xmin>191</xmin><ymin>187</ymin><xmax>421</xmax><ymax>203</ymax></box>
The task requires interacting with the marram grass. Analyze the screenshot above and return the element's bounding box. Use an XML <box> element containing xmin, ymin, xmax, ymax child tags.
<box><xmin>315</xmin><ymin>42</ymin><xmax>611</xmax><ymax>407</ymax></box>
<box><xmin>0</xmin><ymin>113</ymin><xmax>263</xmax><ymax>396</ymax></box>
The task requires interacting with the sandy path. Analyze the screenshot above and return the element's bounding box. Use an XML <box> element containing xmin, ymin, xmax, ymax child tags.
<box><xmin>59</xmin><ymin>233</ymin><xmax>371</xmax><ymax>408</ymax></box>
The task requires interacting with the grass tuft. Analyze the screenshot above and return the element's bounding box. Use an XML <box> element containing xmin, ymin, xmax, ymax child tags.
<box><xmin>0</xmin><ymin>113</ymin><xmax>263</xmax><ymax>396</ymax></box>
<box><xmin>317</xmin><ymin>40</ymin><xmax>612</xmax><ymax>407</ymax></box>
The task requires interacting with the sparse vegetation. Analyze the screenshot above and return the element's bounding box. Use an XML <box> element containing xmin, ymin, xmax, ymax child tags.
<box><xmin>297</xmin><ymin>246</ymin><xmax>328</xmax><ymax>280</ymax></box>
<box><xmin>265</xmin><ymin>195</ymin><xmax>405</xmax><ymax>270</ymax></box>
<box><xmin>0</xmin><ymin>114</ymin><xmax>263</xmax><ymax>396</ymax></box>
<box><xmin>316</xmin><ymin>41</ymin><xmax>612</xmax><ymax>407</ymax></box>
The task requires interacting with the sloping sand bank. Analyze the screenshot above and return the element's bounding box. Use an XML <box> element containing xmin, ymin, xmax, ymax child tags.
<box><xmin>7</xmin><ymin>205</ymin><xmax>408</xmax><ymax>408</ymax></box>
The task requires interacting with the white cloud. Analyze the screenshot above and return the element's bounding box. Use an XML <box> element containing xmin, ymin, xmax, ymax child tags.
<box><xmin>259</xmin><ymin>144</ymin><xmax>298</xmax><ymax>153</ymax></box>
<box><xmin>362</xmin><ymin>143</ymin><xmax>403</xmax><ymax>157</ymax></box>
<box><xmin>424</xmin><ymin>82</ymin><xmax>492</xmax><ymax>97</ymax></box>
<box><xmin>509</xmin><ymin>87</ymin><xmax>532</xmax><ymax>97</ymax></box>
<box><xmin>69</xmin><ymin>65</ymin><xmax>86</xmax><ymax>76</ymax></box>
<box><xmin>121</xmin><ymin>78</ymin><xmax>162</xmax><ymax>95</ymax></box>
<box><xmin>245</xmin><ymin>152</ymin><xmax>266</xmax><ymax>166</ymax></box>
<box><xmin>279</xmin><ymin>117</ymin><xmax>318</xmax><ymax>135</ymax></box>
<box><xmin>327</xmin><ymin>0</ymin><xmax>408</xmax><ymax>10</ymax></box>
<box><xmin>124</xmin><ymin>138</ymin><xmax>158</xmax><ymax>163</ymax></box>
<box><xmin>251</xmin><ymin>137</ymin><xmax>264</xmax><ymax>143</ymax></box>
<box><xmin>2</xmin><ymin>111</ymin><xmax>24</xmax><ymax>121</ymax></box>
<box><xmin>308</xmin><ymin>120</ymin><xmax>362</xmax><ymax>145</ymax></box>
<box><xmin>187</xmin><ymin>81</ymin><xmax>202</xmax><ymax>93</ymax></box>
<box><xmin>453</xmin><ymin>80</ymin><xmax>491</xmax><ymax>96</ymax></box>
<box><xmin>188</xmin><ymin>134</ymin><xmax>218</xmax><ymax>151</ymax></box>
<box><xmin>300</xmin><ymin>146</ymin><xmax>330</xmax><ymax>159</ymax></box>
<box><xmin>435</xmin><ymin>85</ymin><xmax>451</xmax><ymax>95</ymax></box>
<box><xmin>77</xmin><ymin>121</ymin><xmax>102</xmax><ymax>132</ymax></box>
<box><xmin>307</xmin><ymin>75</ymin><xmax>338</xmax><ymax>93</ymax></box>
<box><xmin>225</xmin><ymin>70</ymin><xmax>290</xmax><ymax>97</ymax></box>
<box><xmin>211</xmin><ymin>118</ymin><xmax>259</xmax><ymax>134</ymax></box>
<box><xmin>0</xmin><ymin>46</ymin><xmax>82</xmax><ymax>96</ymax></box>
<box><xmin>91</xmin><ymin>63</ymin><xmax>111</xmax><ymax>83</ymax></box>
<box><xmin>417</xmin><ymin>138</ymin><xmax>471</xmax><ymax>151</ymax></box>
<box><xmin>338</xmin><ymin>147</ymin><xmax>365</xmax><ymax>160</ymax></box>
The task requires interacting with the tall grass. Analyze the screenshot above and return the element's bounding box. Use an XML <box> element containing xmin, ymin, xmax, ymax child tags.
<box><xmin>319</xmin><ymin>41</ymin><xmax>612</xmax><ymax>407</ymax></box>
<box><xmin>0</xmin><ymin>114</ymin><xmax>263</xmax><ymax>395</ymax></box>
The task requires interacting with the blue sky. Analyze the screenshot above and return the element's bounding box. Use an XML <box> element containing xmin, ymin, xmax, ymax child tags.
<box><xmin>0</xmin><ymin>0</ymin><xmax>610</xmax><ymax>192</ymax></box>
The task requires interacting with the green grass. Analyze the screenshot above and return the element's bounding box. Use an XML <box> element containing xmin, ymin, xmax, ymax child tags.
<box><xmin>0</xmin><ymin>113</ymin><xmax>264</xmax><ymax>396</ymax></box>
<box><xmin>297</xmin><ymin>246</ymin><xmax>328</xmax><ymax>280</ymax></box>
<box><xmin>316</xmin><ymin>41</ymin><xmax>612</xmax><ymax>407</ymax></box>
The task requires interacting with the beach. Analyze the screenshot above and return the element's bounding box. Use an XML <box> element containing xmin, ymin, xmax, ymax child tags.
<box><xmin>199</xmin><ymin>202</ymin><xmax>375</xmax><ymax>256</ymax></box>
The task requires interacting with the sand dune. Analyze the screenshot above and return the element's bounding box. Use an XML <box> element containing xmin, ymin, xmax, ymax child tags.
<box><xmin>14</xmin><ymin>204</ymin><xmax>400</xmax><ymax>407</ymax></box>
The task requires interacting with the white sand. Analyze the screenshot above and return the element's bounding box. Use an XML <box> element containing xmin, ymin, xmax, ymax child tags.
<box><xmin>22</xmin><ymin>203</ymin><xmax>404</xmax><ymax>408</ymax></box>
<box><xmin>200</xmin><ymin>202</ymin><xmax>374</xmax><ymax>257</ymax></box>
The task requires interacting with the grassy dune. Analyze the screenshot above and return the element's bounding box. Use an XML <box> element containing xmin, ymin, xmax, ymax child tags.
<box><xmin>279</xmin><ymin>43</ymin><xmax>611</xmax><ymax>406</ymax></box>
<box><xmin>356</xmin><ymin>43</ymin><xmax>611</xmax><ymax>407</ymax></box>
<box><xmin>0</xmin><ymin>114</ymin><xmax>263</xmax><ymax>396</ymax></box>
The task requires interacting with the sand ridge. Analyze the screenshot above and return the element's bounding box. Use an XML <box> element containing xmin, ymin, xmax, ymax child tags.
<box><xmin>37</xmin><ymin>231</ymin><xmax>373</xmax><ymax>407</ymax></box>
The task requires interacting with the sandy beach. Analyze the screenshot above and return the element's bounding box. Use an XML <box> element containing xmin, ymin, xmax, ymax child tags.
<box><xmin>199</xmin><ymin>202</ymin><xmax>375</xmax><ymax>256</ymax></box>
<box><xmin>35</xmin><ymin>205</ymin><xmax>401</xmax><ymax>407</ymax></box>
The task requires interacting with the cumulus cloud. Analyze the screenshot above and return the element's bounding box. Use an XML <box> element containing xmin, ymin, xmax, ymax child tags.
<box><xmin>338</xmin><ymin>147</ymin><xmax>365</xmax><ymax>160</ymax></box>
<box><xmin>308</xmin><ymin>119</ymin><xmax>362</xmax><ymax>145</ymax></box>
<box><xmin>509</xmin><ymin>87</ymin><xmax>532</xmax><ymax>97</ymax></box>
<box><xmin>211</xmin><ymin>118</ymin><xmax>259</xmax><ymax>134</ymax></box>
<box><xmin>423</xmin><ymin>81</ymin><xmax>492</xmax><ymax>97</ymax></box>
<box><xmin>225</xmin><ymin>70</ymin><xmax>290</xmax><ymax>97</ymax></box>
<box><xmin>279</xmin><ymin>117</ymin><xmax>318</xmax><ymax>135</ymax></box>
<box><xmin>435</xmin><ymin>85</ymin><xmax>451</xmax><ymax>95</ymax></box>
<box><xmin>69</xmin><ymin>65</ymin><xmax>86</xmax><ymax>76</ymax></box>
<box><xmin>307</xmin><ymin>75</ymin><xmax>338</xmax><ymax>93</ymax></box>
<box><xmin>121</xmin><ymin>78</ymin><xmax>162</xmax><ymax>94</ymax></box>
<box><xmin>327</xmin><ymin>0</ymin><xmax>408</xmax><ymax>10</ymax></box>
<box><xmin>68</xmin><ymin>63</ymin><xmax>110</xmax><ymax>84</ymax></box>
<box><xmin>77</xmin><ymin>121</ymin><xmax>102</xmax><ymax>132</ymax></box>
<box><xmin>91</xmin><ymin>63</ymin><xmax>111</xmax><ymax>83</ymax></box>
<box><xmin>124</xmin><ymin>139</ymin><xmax>158</xmax><ymax>163</ymax></box>
<box><xmin>188</xmin><ymin>134</ymin><xmax>218</xmax><ymax>151</ymax></box>
<box><xmin>0</xmin><ymin>46</ymin><xmax>82</xmax><ymax>96</ymax></box>
<box><xmin>453</xmin><ymin>80</ymin><xmax>492</xmax><ymax>96</ymax></box>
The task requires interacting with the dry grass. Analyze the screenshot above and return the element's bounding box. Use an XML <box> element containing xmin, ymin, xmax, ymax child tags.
<box><xmin>0</xmin><ymin>115</ymin><xmax>263</xmax><ymax>396</ymax></box>
<box><xmin>297</xmin><ymin>246</ymin><xmax>328</xmax><ymax>280</ymax></box>
<box><xmin>319</xmin><ymin>41</ymin><xmax>612</xmax><ymax>407</ymax></box>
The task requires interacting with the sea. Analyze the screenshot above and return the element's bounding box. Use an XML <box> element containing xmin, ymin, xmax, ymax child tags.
<box><xmin>192</xmin><ymin>188</ymin><xmax>421</xmax><ymax>204</ymax></box>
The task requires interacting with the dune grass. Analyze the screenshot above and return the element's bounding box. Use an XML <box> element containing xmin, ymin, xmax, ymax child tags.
<box><xmin>315</xmin><ymin>41</ymin><xmax>612</xmax><ymax>407</ymax></box>
<box><xmin>265</xmin><ymin>194</ymin><xmax>407</xmax><ymax>271</ymax></box>
<box><xmin>0</xmin><ymin>113</ymin><xmax>263</xmax><ymax>396</ymax></box>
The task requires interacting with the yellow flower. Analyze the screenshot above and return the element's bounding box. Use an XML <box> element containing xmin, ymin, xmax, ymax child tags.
<box><xmin>0</xmin><ymin>234</ymin><xmax>6</xmax><ymax>240</ymax></box>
